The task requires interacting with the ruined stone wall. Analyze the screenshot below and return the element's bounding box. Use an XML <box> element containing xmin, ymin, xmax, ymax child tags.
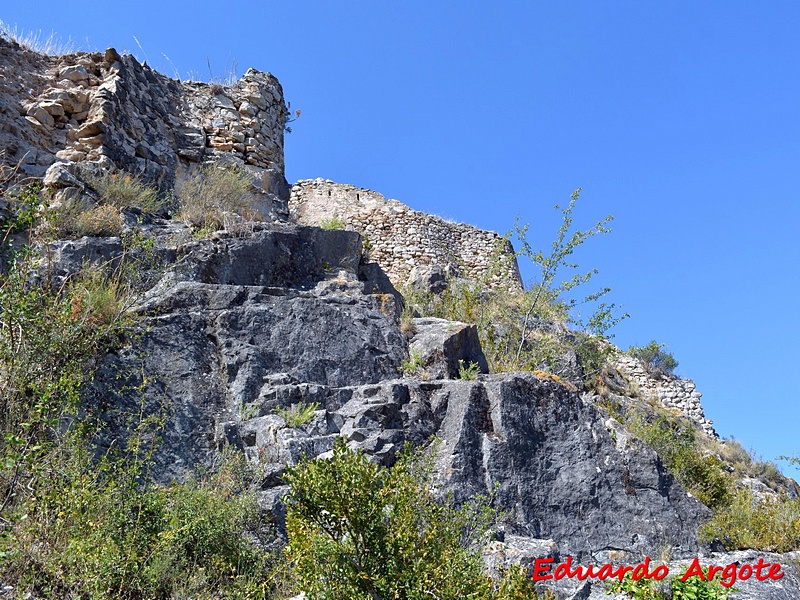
<box><xmin>0</xmin><ymin>38</ymin><xmax>288</xmax><ymax>202</ymax></box>
<box><xmin>614</xmin><ymin>353</ymin><xmax>717</xmax><ymax>437</ymax></box>
<box><xmin>289</xmin><ymin>179</ymin><xmax>523</xmax><ymax>291</ymax></box>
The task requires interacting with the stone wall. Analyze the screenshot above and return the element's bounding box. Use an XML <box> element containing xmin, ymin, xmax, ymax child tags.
<box><xmin>289</xmin><ymin>179</ymin><xmax>523</xmax><ymax>291</ymax></box>
<box><xmin>0</xmin><ymin>37</ymin><xmax>289</xmax><ymax>204</ymax></box>
<box><xmin>614</xmin><ymin>353</ymin><xmax>717</xmax><ymax>437</ymax></box>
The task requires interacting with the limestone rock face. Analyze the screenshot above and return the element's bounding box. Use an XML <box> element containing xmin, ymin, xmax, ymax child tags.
<box><xmin>221</xmin><ymin>374</ymin><xmax>708</xmax><ymax>562</ymax></box>
<box><xmin>85</xmin><ymin>224</ymin><xmax>408</xmax><ymax>483</ymax></box>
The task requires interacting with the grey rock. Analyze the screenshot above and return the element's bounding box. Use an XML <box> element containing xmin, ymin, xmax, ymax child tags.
<box><xmin>409</xmin><ymin>317</ymin><xmax>489</xmax><ymax>379</ymax></box>
<box><xmin>43</xmin><ymin>161</ymin><xmax>84</xmax><ymax>189</ymax></box>
<box><xmin>180</xmin><ymin>226</ymin><xmax>363</xmax><ymax>288</ymax></box>
<box><xmin>405</xmin><ymin>264</ymin><xmax>450</xmax><ymax>295</ymax></box>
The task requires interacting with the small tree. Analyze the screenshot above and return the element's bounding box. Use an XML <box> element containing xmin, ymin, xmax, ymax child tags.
<box><xmin>512</xmin><ymin>188</ymin><xmax>626</xmax><ymax>364</ymax></box>
<box><xmin>628</xmin><ymin>340</ymin><xmax>678</xmax><ymax>378</ymax></box>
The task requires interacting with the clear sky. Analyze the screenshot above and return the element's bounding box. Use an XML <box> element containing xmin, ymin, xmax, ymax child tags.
<box><xmin>3</xmin><ymin>2</ymin><xmax>799</xmax><ymax>477</ymax></box>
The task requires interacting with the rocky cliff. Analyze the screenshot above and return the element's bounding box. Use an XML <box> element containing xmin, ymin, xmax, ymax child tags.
<box><xmin>2</xmin><ymin>35</ymin><xmax>799</xmax><ymax>599</ymax></box>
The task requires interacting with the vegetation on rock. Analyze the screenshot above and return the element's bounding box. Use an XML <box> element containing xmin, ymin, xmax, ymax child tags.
<box><xmin>627</xmin><ymin>340</ymin><xmax>679</xmax><ymax>378</ymax></box>
<box><xmin>401</xmin><ymin>188</ymin><xmax>626</xmax><ymax>386</ymax></box>
<box><xmin>0</xmin><ymin>204</ymin><xmax>280</xmax><ymax>599</ymax></box>
<box><xmin>177</xmin><ymin>164</ymin><xmax>256</xmax><ymax>231</ymax></box>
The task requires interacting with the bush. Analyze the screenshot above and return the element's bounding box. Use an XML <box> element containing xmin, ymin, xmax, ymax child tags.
<box><xmin>607</xmin><ymin>566</ymin><xmax>734</xmax><ymax>600</ymax></box>
<box><xmin>319</xmin><ymin>215</ymin><xmax>346</xmax><ymax>230</ymax></box>
<box><xmin>177</xmin><ymin>164</ymin><xmax>255</xmax><ymax>230</ymax></box>
<box><xmin>0</xmin><ymin>241</ymin><xmax>279</xmax><ymax>599</ymax></box>
<box><xmin>628</xmin><ymin>340</ymin><xmax>679</xmax><ymax>378</ymax></box>
<box><xmin>400</xmin><ymin>190</ymin><xmax>626</xmax><ymax>384</ymax></box>
<box><xmin>700</xmin><ymin>488</ymin><xmax>800</xmax><ymax>553</ymax></box>
<box><xmin>283</xmin><ymin>437</ymin><xmax>544</xmax><ymax>600</ymax></box>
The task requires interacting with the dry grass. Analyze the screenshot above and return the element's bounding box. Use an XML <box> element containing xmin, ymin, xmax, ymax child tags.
<box><xmin>84</xmin><ymin>171</ymin><xmax>164</xmax><ymax>214</ymax></box>
<box><xmin>49</xmin><ymin>200</ymin><xmax>123</xmax><ymax>239</ymax></box>
<box><xmin>176</xmin><ymin>165</ymin><xmax>255</xmax><ymax>231</ymax></box>
<box><xmin>0</xmin><ymin>20</ymin><xmax>75</xmax><ymax>55</ymax></box>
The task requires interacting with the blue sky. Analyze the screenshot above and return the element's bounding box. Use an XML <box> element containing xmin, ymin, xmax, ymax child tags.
<box><xmin>3</xmin><ymin>2</ymin><xmax>799</xmax><ymax>477</ymax></box>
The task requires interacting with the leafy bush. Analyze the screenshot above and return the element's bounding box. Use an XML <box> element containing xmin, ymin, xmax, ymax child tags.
<box><xmin>1</xmin><ymin>182</ymin><xmax>42</xmax><ymax>237</ymax></box>
<box><xmin>628</xmin><ymin>340</ymin><xmax>679</xmax><ymax>378</ymax></box>
<box><xmin>177</xmin><ymin>164</ymin><xmax>255</xmax><ymax>230</ymax></box>
<box><xmin>319</xmin><ymin>215</ymin><xmax>346</xmax><ymax>230</ymax></box>
<box><xmin>607</xmin><ymin>566</ymin><xmax>734</xmax><ymax>600</ymax></box>
<box><xmin>283</xmin><ymin>438</ymin><xmax>544</xmax><ymax>600</ymax></box>
<box><xmin>0</xmin><ymin>233</ymin><xmax>279</xmax><ymax>598</ymax></box>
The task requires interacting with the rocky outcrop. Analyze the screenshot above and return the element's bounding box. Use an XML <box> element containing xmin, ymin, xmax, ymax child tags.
<box><xmin>79</xmin><ymin>223</ymin><xmax>406</xmax><ymax>482</ymax></box>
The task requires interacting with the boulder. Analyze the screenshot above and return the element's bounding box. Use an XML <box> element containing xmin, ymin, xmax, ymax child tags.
<box><xmin>409</xmin><ymin>317</ymin><xmax>489</xmax><ymax>379</ymax></box>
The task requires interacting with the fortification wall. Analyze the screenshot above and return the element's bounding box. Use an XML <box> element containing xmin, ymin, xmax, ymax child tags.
<box><xmin>0</xmin><ymin>38</ymin><xmax>288</xmax><ymax>202</ymax></box>
<box><xmin>289</xmin><ymin>179</ymin><xmax>523</xmax><ymax>291</ymax></box>
<box><xmin>614</xmin><ymin>353</ymin><xmax>717</xmax><ymax>437</ymax></box>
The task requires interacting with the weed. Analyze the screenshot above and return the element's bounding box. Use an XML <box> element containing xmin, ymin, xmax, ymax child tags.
<box><xmin>700</xmin><ymin>488</ymin><xmax>800</xmax><ymax>552</ymax></box>
<box><xmin>85</xmin><ymin>171</ymin><xmax>165</xmax><ymax>214</ymax></box>
<box><xmin>629</xmin><ymin>412</ymin><xmax>732</xmax><ymax>510</ymax></box>
<box><xmin>276</xmin><ymin>402</ymin><xmax>320</xmax><ymax>428</ymax></box>
<box><xmin>457</xmin><ymin>359</ymin><xmax>480</xmax><ymax>380</ymax></box>
<box><xmin>400</xmin><ymin>351</ymin><xmax>423</xmax><ymax>376</ymax></box>
<box><xmin>0</xmin><ymin>19</ymin><xmax>75</xmax><ymax>55</ymax></box>
<box><xmin>399</xmin><ymin>308</ymin><xmax>417</xmax><ymax>339</ymax></box>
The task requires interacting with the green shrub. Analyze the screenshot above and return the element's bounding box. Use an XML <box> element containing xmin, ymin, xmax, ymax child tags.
<box><xmin>400</xmin><ymin>350</ymin><xmax>423</xmax><ymax>376</ymax></box>
<box><xmin>283</xmin><ymin>437</ymin><xmax>545</xmax><ymax>600</ymax></box>
<box><xmin>276</xmin><ymin>402</ymin><xmax>320</xmax><ymax>427</ymax></box>
<box><xmin>1</xmin><ymin>182</ymin><xmax>42</xmax><ymax>237</ymax></box>
<box><xmin>177</xmin><ymin>164</ymin><xmax>255</xmax><ymax>231</ymax></box>
<box><xmin>628</xmin><ymin>340</ymin><xmax>679</xmax><ymax>377</ymax></box>
<box><xmin>399</xmin><ymin>190</ymin><xmax>626</xmax><ymax>382</ymax></box>
<box><xmin>319</xmin><ymin>215</ymin><xmax>346</xmax><ymax>230</ymax></box>
<box><xmin>630</xmin><ymin>413</ymin><xmax>732</xmax><ymax>510</ymax></box>
<box><xmin>0</xmin><ymin>243</ymin><xmax>280</xmax><ymax>599</ymax></box>
<box><xmin>607</xmin><ymin>566</ymin><xmax>734</xmax><ymax>600</ymax></box>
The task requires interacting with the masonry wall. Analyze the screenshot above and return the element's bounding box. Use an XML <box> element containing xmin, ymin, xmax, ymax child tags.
<box><xmin>0</xmin><ymin>38</ymin><xmax>288</xmax><ymax>201</ymax></box>
<box><xmin>614</xmin><ymin>353</ymin><xmax>717</xmax><ymax>437</ymax></box>
<box><xmin>289</xmin><ymin>179</ymin><xmax>523</xmax><ymax>291</ymax></box>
